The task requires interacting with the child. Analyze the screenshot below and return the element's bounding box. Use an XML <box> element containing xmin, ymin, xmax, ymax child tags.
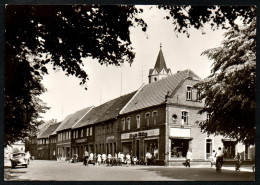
<box><xmin>210</xmin><ymin>150</ymin><xmax>216</xmax><ymax>168</ymax></box>
<box><xmin>133</xmin><ymin>156</ymin><xmax>138</xmax><ymax>166</ymax></box>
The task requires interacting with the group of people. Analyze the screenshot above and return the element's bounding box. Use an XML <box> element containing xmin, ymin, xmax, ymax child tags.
<box><xmin>210</xmin><ymin>147</ymin><xmax>242</xmax><ymax>171</ymax></box>
<box><xmin>80</xmin><ymin>151</ymin><xmax>157</xmax><ymax>167</ymax></box>
<box><xmin>82</xmin><ymin>151</ymin><xmax>144</xmax><ymax>167</ymax></box>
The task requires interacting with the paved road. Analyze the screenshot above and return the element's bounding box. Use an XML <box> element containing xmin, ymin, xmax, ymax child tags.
<box><xmin>5</xmin><ymin>160</ymin><xmax>255</xmax><ymax>181</ymax></box>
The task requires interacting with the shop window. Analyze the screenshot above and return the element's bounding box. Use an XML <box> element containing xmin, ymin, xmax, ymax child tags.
<box><xmin>181</xmin><ymin>111</ymin><xmax>188</xmax><ymax>125</ymax></box>
<box><xmin>122</xmin><ymin>118</ymin><xmax>125</xmax><ymax>131</ymax></box>
<box><xmin>152</xmin><ymin>111</ymin><xmax>158</xmax><ymax>125</ymax></box>
<box><xmin>90</xmin><ymin>127</ymin><xmax>93</xmax><ymax>136</ymax></box>
<box><xmin>127</xmin><ymin>117</ymin><xmax>131</xmax><ymax>130</ymax></box>
<box><xmin>136</xmin><ymin>115</ymin><xmax>140</xmax><ymax>128</ymax></box>
<box><xmin>144</xmin><ymin>139</ymin><xmax>159</xmax><ymax>159</ymax></box>
<box><xmin>186</xmin><ymin>86</ymin><xmax>192</xmax><ymax>100</ymax></box>
<box><xmin>170</xmin><ymin>139</ymin><xmax>190</xmax><ymax>158</ymax></box>
<box><xmin>145</xmin><ymin>113</ymin><xmax>150</xmax><ymax>126</ymax></box>
<box><xmin>223</xmin><ymin>141</ymin><xmax>236</xmax><ymax>159</ymax></box>
<box><xmin>206</xmin><ymin>139</ymin><xmax>212</xmax><ymax>159</ymax></box>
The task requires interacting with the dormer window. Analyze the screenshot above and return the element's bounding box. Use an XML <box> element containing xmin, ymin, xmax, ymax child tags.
<box><xmin>136</xmin><ymin>115</ymin><xmax>141</xmax><ymax>128</ymax></box>
<box><xmin>121</xmin><ymin>118</ymin><xmax>125</xmax><ymax>131</ymax></box>
<box><xmin>186</xmin><ymin>86</ymin><xmax>192</xmax><ymax>100</ymax></box>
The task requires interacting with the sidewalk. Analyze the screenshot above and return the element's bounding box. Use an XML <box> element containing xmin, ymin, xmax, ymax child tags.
<box><xmin>4</xmin><ymin>160</ymin><xmax>11</xmax><ymax>181</ymax></box>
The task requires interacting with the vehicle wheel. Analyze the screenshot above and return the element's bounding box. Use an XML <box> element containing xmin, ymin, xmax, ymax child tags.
<box><xmin>11</xmin><ymin>164</ymin><xmax>15</xmax><ymax>169</ymax></box>
<box><xmin>24</xmin><ymin>164</ymin><xmax>28</xmax><ymax>168</ymax></box>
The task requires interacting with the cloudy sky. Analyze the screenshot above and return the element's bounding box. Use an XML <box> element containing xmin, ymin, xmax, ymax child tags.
<box><xmin>39</xmin><ymin>5</ymin><xmax>226</xmax><ymax>122</ymax></box>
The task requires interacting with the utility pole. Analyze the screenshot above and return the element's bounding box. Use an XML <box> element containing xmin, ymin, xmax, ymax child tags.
<box><xmin>120</xmin><ymin>72</ymin><xmax>122</xmax><ymax>96</ymax></box>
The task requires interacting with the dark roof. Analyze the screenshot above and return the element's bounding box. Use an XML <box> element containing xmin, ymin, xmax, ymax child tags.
<box><xmin>57</xmin><ymin>106</ymin><xmax>93</xmax><ymax>131</ymax></box>
<box><xmin>38</xmin><ymin>122</ymin><xmax>61</xmax><ymax>139</ymax></box>
<box><xmin>149</xmin><ymin>47</ymin><xmax>171</xmax><ymax>75</ymax></box>
<box><xmin>50</xmin><ymin>114</ymin><xmax>73</xmax><ymax>135</ymax></box>
<box><xmin>121</xmin><ymin>69</ymin><xmax>201</xmax><ymax>114</ymax></box>
<box><xmin>73</xmin><ymin>91</ymin><xmax>137</xmax><ymax>129</ymax></box>
<box><xmin>36</xmin><ymin>119</ymin><xmax>56</xmax><ymax>137</ymax></box>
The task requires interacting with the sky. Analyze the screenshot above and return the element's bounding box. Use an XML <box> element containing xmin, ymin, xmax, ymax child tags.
<box><xmin>39</xmin><ymin>5</ymin><xmax>226</xmax><ymax>122</ymax></box>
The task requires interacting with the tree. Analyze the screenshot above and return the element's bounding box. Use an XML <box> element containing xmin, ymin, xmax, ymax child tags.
<box><xmin>4</xmin><ymin>5</ymin><xmax>147</xmax><ymax>146</ymax></box>
<box><xmin>195</xmin><ymin>18</ymin><xmax>256</xmax><ymax>145</ymax></box>
<box><xmin>159</xmin><ymin>5</ymin><xmax>256</xmax><ymax>36</ymax></box>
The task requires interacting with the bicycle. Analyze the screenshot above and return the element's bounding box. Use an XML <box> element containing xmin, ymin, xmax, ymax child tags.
<box><xmin>216</xmin><ymin>158</ymin><xmax>223</xmax><ymax>172</ymax></box>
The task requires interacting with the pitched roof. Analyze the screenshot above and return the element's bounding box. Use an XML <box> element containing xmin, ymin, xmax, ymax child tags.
<box><xmin>57</xmin><ymin>106</ymin><xmax>93</xmax><ymax>131</ymax></box>
<box><xmin>36</xmin><ymin>119</ymin><xmax>56</xmax><ymax>137</ymax></box>
<box><xmin>73</xmin><ymin>91</ymin><xmax>137</xmax><ymax>129</ymax></box>
<box><xmin>121</xmin><ymin>69</ymin><xmax>201</xmax><ymax>114</ymax></box>
<box><xmin>149</xmin><ymin>47</ymin><xmax>171</xmax><ymax>75</ymax></box>
<box><xmin>38</xmin><ymin>122</ymin><xmax>62</xmax><ymax>139</ymax></box>
<box><xmin>50</xmin><ymin>114</ymin><xmax>73</xmax><ymax>135</ymax></box>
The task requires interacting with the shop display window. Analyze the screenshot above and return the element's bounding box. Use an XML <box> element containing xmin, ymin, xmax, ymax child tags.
<box><xmin>144</xmin><ymin>139</ymin><xmax>159</xmax><ymax>159</ymax></box>
<box><xmin>170</xmin><ymin>139</ymin><xmax>190</xmax><ymax>158</ymax></box>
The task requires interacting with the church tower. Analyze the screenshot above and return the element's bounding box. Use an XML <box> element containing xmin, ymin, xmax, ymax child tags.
<box><xmin>148</xmin><ymin>44</ymin><xmax>172</xmax><ymax>83</ymax></box>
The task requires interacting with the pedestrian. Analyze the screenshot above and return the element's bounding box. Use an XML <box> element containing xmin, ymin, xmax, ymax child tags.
<box><xmin>93</xmin><ymin>153</ymin><xmax>97</xmax><ymax>164</ymax></box>
<box><xmin>126</xmin><ymin>153</ymin><xmax>131</xmax><ymax>167</ymax></box>
<box><xmin>121</xmin><ymin>153</ymin><xmax>125</xmax><ymax>165</ymax></box>
<box><xmin>97</xmin><ymin>153</ymin><xmax>102</xmax><ymax>165</ymax></box>
<box><xmin>132</xmin><ymin>156</ymin><xmax>138</xmax><ymax>166</ymax></box>
<box><xmin>185</xmin><ymin>149</ymin><xmax>192</xmax><ymax>167</ymax></box>
<box><xmin>101</xmin><ymin>153</ymin><xmax>107</xmax><ymax>165</ymax></box>
<box><xmin>145</xmin><ymin>152</ymin><xmax>152</xmax><ymax>165</ymax></box>
<box><xmin>215</xmin><ymin>147</ymin><xmax>224</xmax><ymax>169</ymax></box>
<box><xmin>113</xmin><ymin>153</ymin><xmax>118</xmax><ymax>166</ymax></box>
<box><xmin>210</xmin><ymin>150</ymin><xmax>216</xmax><ymax>168</ymax></box>
<box><xmin>89</xmin><ymin>152</ymin><xmax>94</xmax><ymax>165</ymax></box>
<box><xmin>234</xmin><ymin>152</ymin><xmax>242</xmax><ymax>171</ymax></box>
<box><xmin>83</xmin><ymin>150</ymin><xmax>89</xmax><ymax>166</ymax></box>
<box><xmin>107</xmin><ymin>153</ymin><xmax>112</xmax><ymax>166</ymax></box>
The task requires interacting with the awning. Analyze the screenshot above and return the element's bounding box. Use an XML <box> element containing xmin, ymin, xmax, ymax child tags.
<box><xmin>169</xmin><ymin>137</ymin><xmax>193</xmax><ymax>140</ymax></box>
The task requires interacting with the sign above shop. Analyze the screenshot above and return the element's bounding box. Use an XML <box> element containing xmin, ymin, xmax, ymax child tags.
<box><xmin>106</xmin><ymin>136</ymin><xmax>115</xmax><ymax>142</ymax></box>
<box><xmin>121</xmin><ymin>128</ymin><xmax>160</xmax><ymax>140</ymax></box>
<box><xmin>75</xmin><ymin>138</ymin><xmax>87</xmax><ymax>143</ymax></box>
<box><xmin>170</xmin><ymin>128</ymin><xmax>190</xmax><ymax>138</ymax></box>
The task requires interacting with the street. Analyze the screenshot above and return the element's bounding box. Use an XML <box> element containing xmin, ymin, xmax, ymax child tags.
<box><xmin>5</xmin><ymin>160</ymin><xmax>254</xmax><ymax>181</ymax></box>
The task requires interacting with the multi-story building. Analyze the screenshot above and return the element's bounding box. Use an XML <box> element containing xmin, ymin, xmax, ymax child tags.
<box><xmin>37</xmin><ymin>121</ymin><xmax>61</xmax><ymax>159</ymax></box>
<box><xmin>56</xmin><ymin>107</ymin><xmax>93</xmax><ymax>160</ymax></box>
<box><xmin>72</xmin><ymin>91</ymin><xmax>136</xmax><ymax>160</ymax></box>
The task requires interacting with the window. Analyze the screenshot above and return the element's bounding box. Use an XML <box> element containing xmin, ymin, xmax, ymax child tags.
<box><xmin>110</xmin><ymin>124</ymin><xmax>113</xmax><ymax>133</ymax></box>
<box><xmin>170</xmin><ymin>139</ymin><xmax>190</xmax><ymax>158</ymax></box>
<box><xmin>145</xmin><ymin>113</ymin><xmax>150</xmax><ymax>126</ymax></box>
<box><xmin>121</xmin><ymin>118</ymin><xmax>125</xmax><ymax>131</ymax></box>
<box><xmin>152</xmin><ymin>111</ymin><xmax>158</xmax><ymax>125</ymax></box>
<box><xmin>206</xmin><ymin>139</ymin><xmax>212</xmax><ymax>159</ymax></box>
<box><xmin>86</xmin><ymin>128</ymin><xmax>89</xmax><ymax>136</ymax></box>
<box><xmin>90</xmin><ymin>127</ymin><xmax>93</xmax><ymax>136</ymax></box>
<box><xmin>68</xmin><ymin>131</ymin><xmax>70</xmax><ymax>139</ymax></box>
<box><xmin>196</xmin><ymin>89</ymin><xmax>201</xmax><ymax>102</ymax></box>
<box><xmin>127</xmin><ymin>117</ymin><xmax>131</xmax><ymax>130</ymax></box>
<box><xmin>73</xmin><ymin>131</ymin><xmax>75</xmax><ymax>139</ymax></box>
<box><xmin>76</xmin><ymin>130</ymin><xmax>78</xmax><ymax>138</ymax></box>
<box><xmin>154</xmin><ymin>77</ymin><xmax>157</xmax><ymax>81</ymax></box>
<box><xmin>136</xmin><ymin>115</ymin><xmax>140</xmax><ymax>128</ymax></box>
<box><xmin>81</xmin><ymin>129</ymin><xmax>83</xmax><ymax>137</ymax></box>
<box><xmin>181</xmin><ymin>111</ymin><xmax>188</xmax><ymax>125</ymax></box>
<box><xmin>186</xmin><ymin>86</ymin><xmax>192</xmax><ymax>100</ymax></box>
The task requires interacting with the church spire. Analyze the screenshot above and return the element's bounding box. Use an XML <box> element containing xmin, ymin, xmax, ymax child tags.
<box><xmin>148</xmin><ymin>44</ymin><xmax>172</xmax><ymax>83</ymax></box>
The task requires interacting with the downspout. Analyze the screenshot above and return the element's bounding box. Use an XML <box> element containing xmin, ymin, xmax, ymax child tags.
<box><xmin>165</xmin><ymin>91</ymin><xmax>170</xmax><ymax>166</ymax></box>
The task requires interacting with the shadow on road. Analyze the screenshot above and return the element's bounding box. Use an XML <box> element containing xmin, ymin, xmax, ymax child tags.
<box><xmin>136</xmin><ymin>167</ymin><xmax>255</xmax><ymax>181</ymax></box>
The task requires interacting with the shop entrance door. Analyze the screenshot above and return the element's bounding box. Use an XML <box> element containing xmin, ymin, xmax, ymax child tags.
<box><xmin>136</xmin><ymin>140</ymin><xmax>140</xmax><ymax>158</ymax></box>
<box><xmin>223</xmin><ymin>141</ymin><xmax>236</xmax><ymax>159</ymax></box>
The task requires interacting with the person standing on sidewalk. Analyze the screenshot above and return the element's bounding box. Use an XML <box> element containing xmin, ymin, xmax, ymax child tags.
<box><xmin>83</xmin><ymin>150</ymin><xmax>89</xmax><ymax>166</ymax></box>
<box><xmin>185</xmin><ymin>149</ymin><xmax>192</xmax><ymax>167</ymax></box>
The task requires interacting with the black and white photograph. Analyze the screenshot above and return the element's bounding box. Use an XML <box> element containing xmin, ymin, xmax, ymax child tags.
<box><xmin>2</xmin><ymin>2</ymin><xmax>257</xmax><ymax>182</ymax></box>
